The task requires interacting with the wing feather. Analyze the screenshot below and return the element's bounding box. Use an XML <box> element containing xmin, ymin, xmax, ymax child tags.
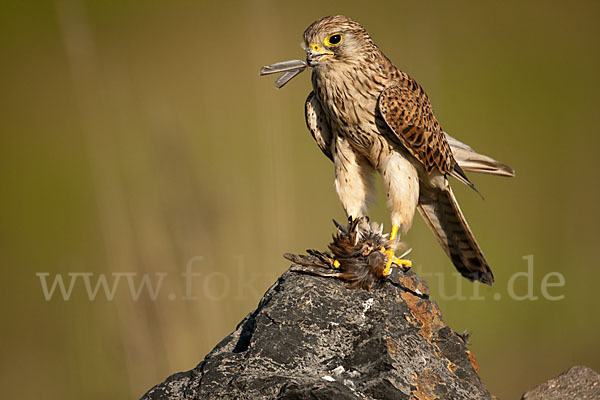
<box><xmin>378</xmin><ymin>84</ymin><xmax>455</xmax><ymax>175</ymax></box>
<box><xmin>305</xmin><ymin>91</ymin><xmax>333</xmax><ymax>161</ymax></box>
<box><xmin>445</xmin><ymin>132</ymin><xmax>515</xmax><ymax>177</ymax></box>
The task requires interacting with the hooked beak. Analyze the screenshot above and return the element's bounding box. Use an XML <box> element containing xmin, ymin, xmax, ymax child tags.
<box><xmin>305</xmin><ymin>43</ymin><xmax>333</xmax><ymax>67</ymax></box>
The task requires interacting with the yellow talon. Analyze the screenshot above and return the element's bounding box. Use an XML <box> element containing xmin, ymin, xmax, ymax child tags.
<box><xmin>392</xmin><ymin>256</ymin><xmax>412</xmax><ymax>268</ymax></box>
<box><xmin>383</xmin><ymin>248</ymin><xmax>395</xmax><ymax>276</ymax></box>
<box><xmin>383</xmin><ymin>253</ymin><xmax>412</xmax><ymax>276</ymax></box>
<box><xmin>333</xmin><ymin>259</ymin><xmax>340</xmax><ymax>269</ymax></box>
<box><xmin>382</xmin><ymin>225</ymin><xmax>411</xmax><ymax>276</ymax></box>
<box><xmin>389</xmin><ymin>225</ymin><xmax>399</xmax><ymax>242</ymax></box>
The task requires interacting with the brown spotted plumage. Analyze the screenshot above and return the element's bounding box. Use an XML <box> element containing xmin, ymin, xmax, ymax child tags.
<box><xmin>378</xmin><ymin>84</ymin><xmax>454</xmax><ymax>175</ymax></box>
<box><xmin>298</xmin><ymin>15</ymin><xmax>513</xmax><ymax>285</ymax></box>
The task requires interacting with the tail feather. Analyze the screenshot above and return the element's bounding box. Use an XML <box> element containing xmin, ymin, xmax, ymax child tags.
<box><xmin>450</xmin><ymin>163</ymin><xmax>484</xmax><ymax>199</ymax></box>
<box><xmin>445</xmin><ymin>132</ymin><xmax>515</xmax><ymax>178</ymax></box>
<box><xmin>418</xmin><ymin>183</ymin><xmax>494</xmax><ymax>285</ymax></box>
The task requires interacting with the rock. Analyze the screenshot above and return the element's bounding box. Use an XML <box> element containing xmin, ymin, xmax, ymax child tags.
<box><xmin>141</xmin><ymin>264</ymin><xmax>491</xmax><ymax>399</ymax></box>
<box><xmin>522</xmin><ymin>365</ymin><xmax>600</xmax><ymax>400</ymax></box>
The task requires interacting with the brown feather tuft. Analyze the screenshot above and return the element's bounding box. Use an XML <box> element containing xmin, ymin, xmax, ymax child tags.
<box><xmin>285</xmin><ymin>217</ymin><xmax>407</xmax><ymax>290</ymax></box>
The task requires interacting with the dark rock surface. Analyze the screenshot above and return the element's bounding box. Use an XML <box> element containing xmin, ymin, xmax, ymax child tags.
<box><xmin>521</xmin><ymin>365</ymin><xmax>600</xmax><ymax>400</ymax></box>
<box><xmin>141</xmin><ymin>264</ymin><xmax>491</xmax><ymax>399</ymax></box>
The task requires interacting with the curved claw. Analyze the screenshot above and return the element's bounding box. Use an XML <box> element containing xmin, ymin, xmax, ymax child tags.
<box><xmin>392</xmin><ymin>256</ymin><xmax>412</xmax><ymax>268</ymax></box>
<box><xmin>383</xmin><ymin>249</ymin><xmax>412</xmax><ymax>276</ymax></box>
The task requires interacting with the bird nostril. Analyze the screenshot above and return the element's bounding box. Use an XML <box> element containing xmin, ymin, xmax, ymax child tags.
<box><xmin>311</xmin><ymin>44</ymin><xmax>320</xmax><ymax>52</ymax></box>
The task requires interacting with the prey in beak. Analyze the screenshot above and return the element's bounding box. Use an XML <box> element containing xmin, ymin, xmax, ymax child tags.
<box><xmin>304</xmin><ymin>43</ymin><xmax>334</xmax><ymax>67</ymax></box>
<box><xmin>259</xmin><ymin>59</ymin><xmax>307</xmax><ymax>89</ymax></box>
<box><xmin>259</xmin><ymin>41</ymin><xmax>336</xmax><ymax>89</ymax></box>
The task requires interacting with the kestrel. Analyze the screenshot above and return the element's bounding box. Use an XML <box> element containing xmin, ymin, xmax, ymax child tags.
<box><xmin>267</xmin><ymin>15</ymin><xmax>514</xmax><ymax>284</ymax></box>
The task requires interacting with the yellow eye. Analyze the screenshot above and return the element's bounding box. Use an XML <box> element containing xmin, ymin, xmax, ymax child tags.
<box><xmin>324</xmin><ymin>34</ymin><xmax>342</xmax><ymax>47</ymax></box>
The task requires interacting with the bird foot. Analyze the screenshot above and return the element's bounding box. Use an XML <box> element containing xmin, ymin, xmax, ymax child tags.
<box><xmin>382</xmin><ymin>247</ymin><xmax>412</xmax><ymax>276</ymax></box>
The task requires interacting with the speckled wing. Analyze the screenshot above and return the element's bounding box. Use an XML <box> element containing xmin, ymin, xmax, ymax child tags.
<box><xmin>378</xmin><ymin>85</ymin><xmax>455</xmax><ymax>175</ymax></box>
<box><xmin>305</xmin><ymin>91</ymin><xmax>333</xmax><ymax>161</ymax></box>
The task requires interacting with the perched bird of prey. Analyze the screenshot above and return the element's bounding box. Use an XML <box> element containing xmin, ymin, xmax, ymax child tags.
<box><xmin>266</xmin><ymin>15</ymin><xmax>514</xmax><ymax>285</ymax></box>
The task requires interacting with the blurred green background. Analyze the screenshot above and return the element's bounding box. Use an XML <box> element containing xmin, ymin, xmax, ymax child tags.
<box><xmin>1</xmin><ymin>0</ymin><xmax>599</xmax><ymax>398</ymax></box>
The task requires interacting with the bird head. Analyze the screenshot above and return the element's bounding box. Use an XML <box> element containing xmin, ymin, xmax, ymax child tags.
<box><xmin>303</xmin><ymin>15</ymin><xmax>376</xmax><ymax>68</ymax></box>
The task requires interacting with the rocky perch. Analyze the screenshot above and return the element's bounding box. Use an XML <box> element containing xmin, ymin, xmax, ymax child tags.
<box><xmin>142</xmin><ymin>263</ymin><xmax>490</xmax><ymax>399</ymax></box>
<box><xmin>141</xmin><ymin>218</ymin><xmax>598</xmax><ymax>399</ymax></box>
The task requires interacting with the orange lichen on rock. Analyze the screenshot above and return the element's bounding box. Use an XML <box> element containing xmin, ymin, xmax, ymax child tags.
<box><xmin>411</xmin><ymin>368</ymin><xmax>445</xmax><ymax>400</ymax></box>
<box><xmin>447</xmin><ymin>360</ymin><xmax>458</xmax><ymax>374</ymax></box>
<box><xmin>397</xmin><ymin>274</ymin><xmax>430</xmax><ymax>297</ymax></box>
<box><xmin>386</xmin><ymin>339</ymin><xmax>397</xmax><ymax>354</ymax></box>
<box><xmin>467</xmin><ymin>350</ymin><xmax>479</xmax><ymax>373</ymax></box>
<box><xmin>400</xmin><ymin>291</ymin><xmax>445</xmax><ymax>344</ymax></box>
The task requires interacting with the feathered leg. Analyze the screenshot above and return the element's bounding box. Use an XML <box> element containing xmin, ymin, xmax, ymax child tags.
<box><xmin>380</xmin><ymin>152</ymin><xmax>418</xmax><ymax>275</ymax></box>
<box><xmin>333</xmin><ymin>136</ymin><xmax>374</xmax><ymax>220</ymax></box>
